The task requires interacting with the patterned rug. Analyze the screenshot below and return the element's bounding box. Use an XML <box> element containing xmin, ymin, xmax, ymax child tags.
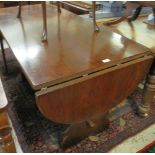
<box><xmin>0</xmin><ymin>48</ymin><xmax>155</xmax><ymax>153</ymax></box>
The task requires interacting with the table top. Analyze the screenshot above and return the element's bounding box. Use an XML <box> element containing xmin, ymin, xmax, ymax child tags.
<box><xmin>0</xmin><ymin>78</ymin><xmax>8</xmax><ymax>110</ymax></box>
<box><xmin>105</xmin><ymin>16</ymin><xmax>155</xmax><ymax>54</ymax></box>
<box><xmin>0</xmin><ymin>5</ymin><xmax>152</xmax><ymax>90</ymax></box>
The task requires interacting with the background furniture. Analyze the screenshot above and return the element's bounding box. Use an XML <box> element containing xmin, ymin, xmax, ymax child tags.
<box><xmin>0</xmin><ymin>78</ymin><xmax>16</xmax><ymax>153</ymax></box>
<box><xmin>0</xmin><ymin>1</ymin><xmax>40</xmax><ymax>8</ymax></box>
<box><xmin>104</xmin><ymin>1</ymin><xmax>155</xmax><ymax>25</ymax></box>
<box><xmin>17</xmin><ymin>1</ymin><xmax>99</xmax><ymax>42</ymax></box>
<box><xmin>59</xmin><ymin>1</ymin><xmax>102</xmax><ymax>15</ymax></box>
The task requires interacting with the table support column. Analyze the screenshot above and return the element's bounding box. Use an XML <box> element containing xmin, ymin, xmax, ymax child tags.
<box><xmin>138</xmin><ymin>60</ymin><xmax>155</xmax><ymax>117</ymax></box>
<box><xmin>61</xmin><ymin>114</ymin><xmax>109</xmax><ymax>148</ymax></box>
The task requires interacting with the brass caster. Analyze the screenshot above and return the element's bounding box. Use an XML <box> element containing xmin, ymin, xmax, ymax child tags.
<box><xmin>137</xmin><ymin>103</ymin><xmax>150</xmax><ymax>118</ymax></box>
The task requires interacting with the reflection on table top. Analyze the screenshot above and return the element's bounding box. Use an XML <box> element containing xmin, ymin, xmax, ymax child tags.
<box><xmin>106</xmin><ymin>17</ymin><xmax>155</xmax><ymax>54</ymax></box>
<box><xmin>0</xmin><ymin>5</ymin><xmax>151</xmax><ymax>90</ymax></box>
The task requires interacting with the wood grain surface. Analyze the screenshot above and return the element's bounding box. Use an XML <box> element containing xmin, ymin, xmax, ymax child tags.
<box><xmin>0</xmin><ymin>5</ymin><xmax>152</xmax><ymax>90</ymax></box>
<box><xmin>36</xmin><ymin>56</ymin><xmax>153</xmax><ymax>124</ymax></box>
<box><xmin>105</xmin><ymin>16</ymin><xmax>155</xmax><ymax>53</ymax></box>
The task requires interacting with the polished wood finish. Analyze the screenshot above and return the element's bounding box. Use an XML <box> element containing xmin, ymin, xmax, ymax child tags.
<box><xmin>106</xmin><ymin>17</ymin><xmax>155</xmax><ymax>54</ymax></box>
<box><xmin>0</xmin><ymin>5</ymin><xmax>152</xmax><ymax>90</ymax></box>
<box><xmin>36</xmin><ymin>56</ymin><xmax>153</xmax><ymax>124</ymax></box>
<box><xmin>0</xmin><ymin>79</ymin><xmax>16</xmax><ymax>153</ymax></box>
<box><xmin>60</xmin><ymin>1</ymin><xmax>99</xmax><ymax>31</ymax></box>
<box><xmin>105</xmin><ymin>17</ymin><xmax>155</xmax><ymax>117</ymax></box>
<box><xmin>104</xmin><ymin>1</ymin><xmax>155</xmax><ymax>25</ymax></box>
<box><xmin>17</xmin><ymin>2</ymin><xmax>98</xmax><ymax>41</ymax></box>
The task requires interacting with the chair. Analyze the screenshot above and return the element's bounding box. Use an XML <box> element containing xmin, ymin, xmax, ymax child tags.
<box><xmin>104</xmin><ymin>1</ymin><xmax>155</xmax><ymax>25</ymax></box>
<box><xmin>17</xmin><ymin>1</ymin><xmax>99</xmax><ymax>42</ymax></box>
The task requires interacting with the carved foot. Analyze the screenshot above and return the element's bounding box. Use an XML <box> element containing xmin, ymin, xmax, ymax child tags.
<box><xmin>41</xmin><ymin>30</ymin><xmax>47</xmax><ymax>42</ymax></box>
<box><xmin>94</xmin><ymin>25</ymin><xmax>100</xmax><ymax>32</ymax></box>
<box><xmin>60</xmin><ymin>114</ymin><xmax>109</xmax><ymax>148</ymax></box>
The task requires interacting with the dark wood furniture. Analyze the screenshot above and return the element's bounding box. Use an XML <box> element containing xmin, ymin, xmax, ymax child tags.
<box><xmin>0</xmin><ymin>78</ymin><xmax>16</xmax><ymax>152</ymax></box>
<box><xmin>17</xmin><ymin>1</ymin><xmax>99</xmax><ymax>42</ymax></box>
<box><xmin>0</xmin><ymin>1</ymin><xmax>40</xmax><ymax>8</ymax></box>
<box><xmin>0</xmin><ymin>33</ymin><xmax>7</xmax><ymax>73</ymax></box>
<box><xmin>104</xmin><ymin>1</ymin><xmax>155</xmax><ymax>25</ymax></box>
<box><xmin>60</xmin><ymin>1</ymin><xmax>102</xmax><ymax>15</ymax></box>
<box><xmin>105</xmin><ymin>17</ymin><xmax>155</xmax><ymax>119</ymax></box>
<box><xmin>0</xmin><ymin>5</ymin><xmax>154</xmax><ymax>147</ymax></box>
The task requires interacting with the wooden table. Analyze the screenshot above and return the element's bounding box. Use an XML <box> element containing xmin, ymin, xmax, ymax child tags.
<box><xmin>0</xmin><ymin>5</ymin><xmax>154</xmax><ymax>148</ymax></box>
<box><xmin>0</xmin><ymin>78</ymin><xmax>16</xmax><ymax>152</ymax></box>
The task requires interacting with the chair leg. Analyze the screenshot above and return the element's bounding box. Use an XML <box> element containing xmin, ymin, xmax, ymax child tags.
<box><xmin>17</xmin><ymin>1</ymin><xmax>22</xmax><ymax>18</ymax></box>
<box><xmin>57</xmin><ymin>1</ymin><xmax>61</xmax><ymax>13</ymax></box>
<box><xmin>153</xmin><ymin>8</ymin><xmax>155</xmax><ymax>26</ymax></box>
<box><xmin>128</xmin><ymin>6</ymin><xmax>142</xmax><ymax>22</ymax></box>
<box><xmin>104</xmin><ymin>2</ymin><xmax>138</xmax><ymax>26</ymax></box>
<box><xmin>92</xmin><ymin>2</ymin><xmax>99</xmax><ymax>32</ymax></box>
<box><xmin>0</xmin><ymin>36</ymin><xmax>8</xmax><ymax>73</ymax></box>
<box><xmin>41</xmin><ymin>2</ymin><xmax>47</xmax><ymax>42</ymax></box>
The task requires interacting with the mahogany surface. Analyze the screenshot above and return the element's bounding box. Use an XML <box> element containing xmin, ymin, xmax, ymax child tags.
<box><xmin>0</xmin><ymin>5</ymin><xmax>152</xmax><ymax>90</ymax></box>
<box><xmin>36</xmin><ymin>57</ymin><xmax>153</xmax><ymax>124</ymax></box>
<box><xmin>106</xmin><ymin>17</ymin><xmax>155</xmax><ymax>54</ymax></box>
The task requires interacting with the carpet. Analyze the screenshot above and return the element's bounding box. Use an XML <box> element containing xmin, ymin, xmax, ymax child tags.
<box><xmin>1</xmin><ymin>48</ymin><xmax>155</xmax><ymax>153</ymax></box>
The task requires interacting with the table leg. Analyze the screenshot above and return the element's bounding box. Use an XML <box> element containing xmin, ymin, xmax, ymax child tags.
<box><xmin>138</xmin><ymin>60</ymin><xmax>155</xmax><ymax>117</ymax></box>
<box><xmin>92</xmin><ymin>2</ymin><xmax>99</xmax><ymax>32</ymax></box>
<box><xmin>153</xmin><ymin>8</ymin><xmax>155</xmax><ymax>26</ymax></box>
<box><xmin>0</xmin><ymin>34</ymin><xmax>8</xmax><ymax>73</ymax></box>
<box><xmin>61</xmin><ymin>114</ymin><xmax>109</xmax><ymax>148</ymax></box>
<box><xmin>128</xmin><ymin>6</ymin><xmax>142</xmax><ymax>22</ymax></box>
<box><xmin>17</xmin><ymin>1</ymin><xmax>22</xmax><ymax>18</ymax></box>
<box><xmin>57</xmin><ymin>1</ymin><xmax>61</xmax><ymax>13</ymax></box>
<box><xmin>41</xmin><ymin>2</ymin><xmax>47</xmax><ymax>42</ymax></box>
